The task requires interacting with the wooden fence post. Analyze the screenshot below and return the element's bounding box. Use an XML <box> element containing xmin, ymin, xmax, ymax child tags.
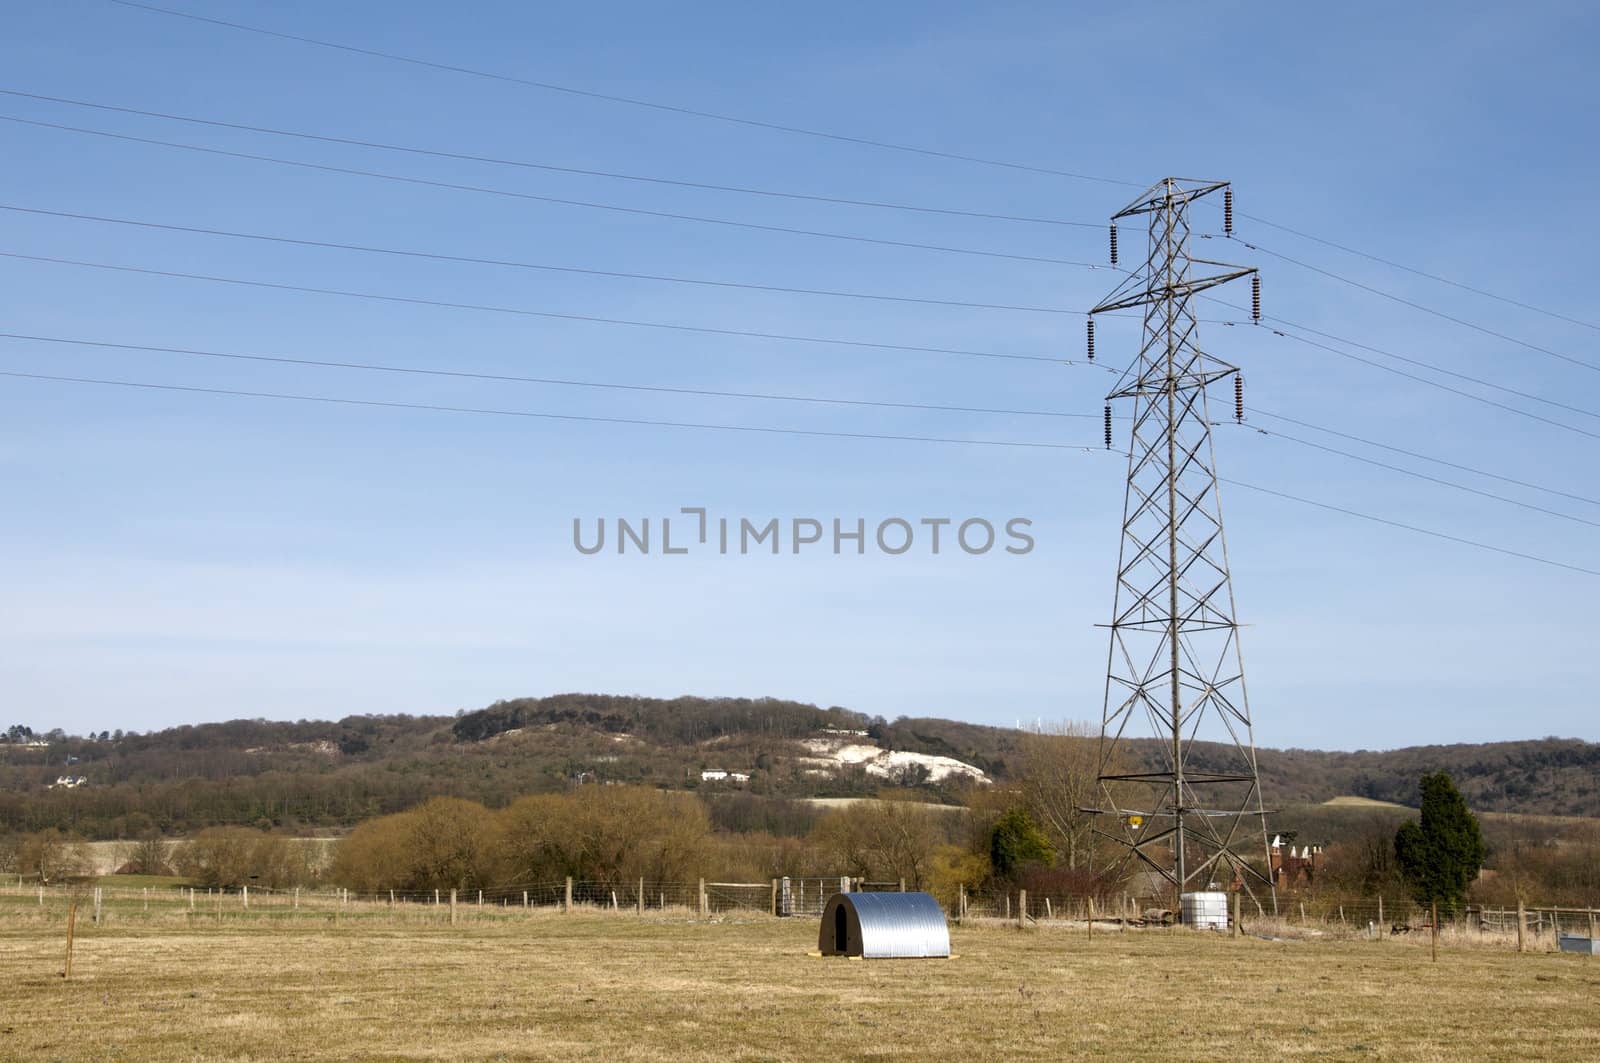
<box><xmin>898</xmin><ymin>878</ymin><xmax>906</xmax><ymax>893</ymax></box>
<box><xmin>1017</xmin><ymin>890</ymin><xmax>1027</xmax><ymax>929</ymax></box>
<box><xmin>478</xmin><ymin>890</ymin><xmax>483</xmax><ymax>909</ymax></box>
<box><xmin>450</xmin><ymin>889</ymin><xmax>458</xmax><ymax>926</ymax></box>
<box><xmin>698</xmin><ymin>879</ymin><xmax>708</xmax><ymax>919</ymax></box>
<box><xmin>1086</xmin><ymin>896</ymin><xmax>1093</xmax><ymax>941</ymax></box>
<box><xmin>1517</xmin><ymin>900</ymin><xmax>1526</xmax><ymax>953</ymax></box>
<box><xmin>242</xmin><ymin>885</ymin><xmax>248</xmax><ymax>911</ymax></box>
<box><xmin>770</xmin><ymin>879</ymin><xmax>778</xmax><ymax>918</ymax></box>
<box><xmin>63</xmin><ymin>901</ymin><xmax>77</xmax><ymax>981</ymax></box>
<box><xmin>1378</xmin><ymin>895</ymin><xmax>1384</xmax><ymax>932</ymax></box>
<box><xmin>1431</xmin><ymin>901</ymin><xmax>1438</xmax><ymax>962</ymax></box>
<box><xmin>93</xmin><ymin>887</ymin><xmax>102</xmax><ymax>926</ymax></box>
<box><xmin>143</xmin><ymin>887</ymin><xmax>148</xmax><ymax>912</ymax></box>
<box><xmin>189</xmin><ymin>888</ymin><xmax>194</xmax><ymax>911</ymax></box>
<box><xmin>957</xmin><ymin>883</ymin><xmax>966</xmax><ymax>923</ymax></box>
<box><xmin>1231</xmin><ymin>891</ymin><xmax>1240</xmax><ymax>939</ymax></box>
<box><xmin>565</xmin><ymin>877</ymin><xmax>574</xmax><ymax>913</ymax></box>
<box><xmin>1004</xmin><ymin>894</ymin><xmax>1010</xmax><ymax>921</ymax></box>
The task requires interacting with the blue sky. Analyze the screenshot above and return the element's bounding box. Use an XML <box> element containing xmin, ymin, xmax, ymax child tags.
<box><xmin>2</xmin><ymin>1</ymin><xmax>1596</xmax><ymax>748</ymax></box>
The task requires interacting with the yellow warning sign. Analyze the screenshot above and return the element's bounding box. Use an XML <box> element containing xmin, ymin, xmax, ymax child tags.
<box><xmin>1127</xmin><ymin>815</ymin><xmax>1144</xmax><ymax>829</ymax></box>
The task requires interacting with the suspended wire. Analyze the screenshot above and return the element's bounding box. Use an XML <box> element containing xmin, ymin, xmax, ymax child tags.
<box><xmin>0</xmin><ymin>89</ymin><xmax>1102</xmax><ymax>229</ymax></box>
<box><xmin>1222</xmin><ymin>479</ymin><xmax>1600</xmax><ymax>580</ymax></box>
<box><xmin>1205</xmin><ymin>303</ymin><xmax>1600</xmax><ymax>424</ymax></box>
<box><xmin>0</xmin><ymin>204</ymin><xmax>1080</xmax><ymax>314</ymax></box>
<box><xmin>0</xmin><ymin>116</ymin><xmax>1110</xmax><ymax>270</ymax></box>
<box><xmin>0</xmin><ymin>369</ymin><xmax>1096</xmax><ymax>451</ymax></box>
<box><xmin>1248</xmin><ymin>408</ymin><xmax>1600</xmax><ymax>509</ymax></box>
<box><xmin>0</xmin><ymin>250</ymin><xmax>1107</xmax><ymax>368</ymax></box>
<box><xmin>105</xmin><ymin>3</ymin><xmax>1597</xmax><ymax>341</ymax></box>
<box><xmin>107</xmin><ymin>0</ymin><xmax>1140</xmax><ymax>188</ymax></box>
<box><xmin>1200</xmin><ymin>304</ymin><xmax>1600</xmax><ymax>442</ymax></box>
<box><xmin>1237</xmin><ymin>239</ymin><xmax>1600</xmax><ymax>375</ymax></box>
<box><xmin>1235</xmin><ymin>211</ymin><xmax>1600</xmax><ymax>334</ymax></box>
<box><xmin>8</xmin><ymin>364</ymin><xmax>1596</xmax><ymax>579</ymax></box>
<box><xmin>1236</xmin><ymin>423</ymin><xmax>1600</xmax><ymax>530</ymax></box>
<box><xmin>0</xmin><ymin>332</ymin><xmax>1098</xmax><ymax>419</ymax></box>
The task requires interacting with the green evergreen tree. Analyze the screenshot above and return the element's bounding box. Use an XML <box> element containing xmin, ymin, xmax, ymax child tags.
<box><xmin>989</xmin><ymin>806</ymin><xmax>1054</xmax><ymax>878</ymax></box>
<box><xmin>1394</xmin><ymin>771</ymin><xmax>1485</xmax><ymax>914</ymax></box>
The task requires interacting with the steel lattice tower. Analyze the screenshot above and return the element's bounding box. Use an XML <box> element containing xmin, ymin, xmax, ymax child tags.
<box><xmin>1086</xmin><ymin>177</ymin><xmax>1276</xmax><ymax>915</ymax></box>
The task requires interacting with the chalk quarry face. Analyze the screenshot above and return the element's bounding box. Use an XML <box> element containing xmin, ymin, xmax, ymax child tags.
<box><xmin>799</xmin><ymin>736</ymin><xmax>989</xmax><ymax>784</ymax></box>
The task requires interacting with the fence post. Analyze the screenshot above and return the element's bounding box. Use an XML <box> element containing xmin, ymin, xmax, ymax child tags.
<box><xmin>565</xmin><ymin>877</ymin><xmax>574</xmax><ymax>913</ymax></box>
<box><xmin>1588</xmin><ymin>908</ymin><xmax>1596</xmax><ymax>944</ymax></box>
<box><xmin>143</xmin><ymin>887</ymin><xmax>148</xmax><ymax>912</ymax></box>
<box><xmin>957</xmin><ymin>883</ymin><xmax>966</xmax><ymax>923</ymax></box>
<box><xmin>899</xmin><ymin>878</ymin><xmax>906</xmax><ymax>893</ymax></box>
<box><xmin>64</xmin><ymin>901</ymin><xmax>77</xmax><ymax>981</ymax></box>
<box><xmin>38</xmin><ymin>886</ymin><xmax>43</xmax><ymax>907</ymax></box>
<box><xmin>1431</xmin><ymin>901</ymin><xmax>1438</xmax><ymax>962</ymax></box>
<box><xmin>1085</xmin><ymin>896</ymin><xmax>1092</xmax><ymax>940</ymax></box>
<box><xmin>1231</xmin><ymin>891</ymin><xmax>1240</xmax><ymax>938</ymax></box>
<box><xmin>523</xmin><ymin>890</ymin><xmax>529</xmax><ymax>909</ymax></box>
<box><xmin>450</xmin><ymin>889</ymin><xmax>458</xmax><ymax>926</ymax></box>
<box><xmin>841</xmin><ymin>876</ymin><xmax>850</xmax><ymax>895</ymax></box>
<box><xmin>1378</xmin><ymin>895</ymin><xmax>1384</xmax><ymax>932</ymax></box>
<box><xmin>1517</xmin><ymin>900</ymin><xmax>1526</xmax><ymax>953</ymax></box>
<box><xmin>1017</xmin><ymin>889</ymin><xmax>1027</xmax><ymax>929</ymax></box>
<box><xmin>1299</xmin><ymin>901</ymin><xmax>1306</xmax><ymax>925</ymax></box>
<box><xmin>698</xmin><ymin>879</ymin><xmax>708</xmax><ymax>919</ymax></box>
<box><xmin>242</xmin><ymin>885</ymin><xmax>248</xmax><ymax>911</ymax></box>
<box><xmin>1005</xmin><ymin>894</ymin><xmax>1010</xmax><ymax>921</ymax></box>
<box><xmin>189</xmin><ymin>888</ymin><xmax>195</xmax><ymax>911</ymax></box>
<box><xmin>94</xmin><ymin>887</ymin><xmax>102</xmax><ymax>926</ymax></box>
<box><xmin>770</xmin><ymin>879</ymin><xmax>778</xmax><ymax>917</ymax></box>
<box><xmin>478</xmin><ymin>890</ymin><xmax>483</xmax><ymax>909</ymax></box>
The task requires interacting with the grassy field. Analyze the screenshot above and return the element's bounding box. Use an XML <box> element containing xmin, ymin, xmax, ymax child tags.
<box><xmin>2</xmin><ymin>905</ymin><xmax>1597</xmax><ymax>1061</ymax></box>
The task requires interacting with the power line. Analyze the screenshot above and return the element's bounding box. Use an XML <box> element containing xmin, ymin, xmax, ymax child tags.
<box><xmin>0</xmin><ymin>89</ymin><xmax>1102</xmax><ymax>228</ymax></box>
<box><xmin>9</xmin><ymin>364</ymin><xmax>1596</xmax><ymax>580</ymax></box>
<box><xmin>1248</xmin><ymin>408</ymin><xmax>1600</xmax><ymax>509</ymax></box>
<box><xmin>1223</xmin><ymin>478</ymin><xmax>1600</xmax><ymax>580</ymax></box>
<box><xmin>0</xmin><ymin>203</ymin><xmax>1081</xmax><ymax>315</ymax></box>
<box><xmin>1265</xmin><ymin>323</ymin><xmax>1600</xmax><ymax>442</ymax></box>
<box><xmin>1235</xmin><ymin>211</ymin><xmax>1600</xmax><ymax>334</ymax></box>
<box><xmin>0</xmin><ymin>368</ymin><xmax>1096</xmax><ymax>451</ymax></box>
<box><xmin>0</xmin><ymin>115</ymin><xmax>1111</xmax><ymax>270</ymax></box>
<box><xmin>1237</xmin><ymin>423</ymin><xmax>1600</xmax><ymax>530</ymax></box>
<box><xmin>1206</xmin><ymin>305</ymin><xmax>1600</xmax><ymax>424</ymax></box>
<box><xmin>102</xmin><ymin>2</ymin><xmax>1600</xmax><ymax>341</ymax></box>
<box><xmin>1201</xmin><ymin>304</ymin><xmax>1600</xmax><ymax>442</ymax></box>
<box><xmin>1239</xmin><ymin>239</ymin><xmax>1600</xmax><ymax>375</ymax></box>
<box><xmin>0</xmin><ymin>331</ymin><xmax>1097</xmax><ymax>419</ymax></box>
<box><xmin>107</xmin><ymin>0</ymin><xmax>1140</xmax><ymax>188</ymax></box>
<box><xmin>28</xmin><ymin>332</ymin><xmax>1584</xmax><ymax>521</ymax></box>
<box><xmin>0</xmin><ymin>250</ymin><xmax>1102</xmax><ymax>368</ymax></box>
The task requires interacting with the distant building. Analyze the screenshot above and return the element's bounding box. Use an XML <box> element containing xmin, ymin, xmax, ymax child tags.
<box><xmin>49</xmin><ymin>775</ymin><xmax>88</xmax><ymax>789</ymax></box>
<box><xmin>1269</xmin><ymin>835</ymin><xmax>1322</xmax><ymax>888</ymax></box>
<box><xmin>700</xmin><ymin>769</ymin><xmax>750</xmax><ymax>784</ymax></box>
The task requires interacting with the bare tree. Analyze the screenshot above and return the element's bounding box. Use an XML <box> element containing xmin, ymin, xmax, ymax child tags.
<box><xmin>1017</xmin><ymin>720</ymin><xmax>1107</xmax><ymax>871</ymax></box>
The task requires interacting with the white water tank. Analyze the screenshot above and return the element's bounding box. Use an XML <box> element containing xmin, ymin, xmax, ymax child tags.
<box><xmin>1180</xmin><ymin>891</ymin><xmax>1229</xmax><ymax>930</ymax></box>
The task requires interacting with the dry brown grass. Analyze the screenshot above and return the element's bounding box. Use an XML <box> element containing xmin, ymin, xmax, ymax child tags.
<box><xmin>2</xmin><ymin>907</ymin><xmax>1598</xmax><ymax>1060</ymax></box>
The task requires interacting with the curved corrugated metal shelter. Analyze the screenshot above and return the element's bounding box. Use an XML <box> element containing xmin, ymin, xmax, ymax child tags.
<box><xmin>818</xmin><ymin>892</ymin><xmax>950</xmax><ymax>958</ymax></box>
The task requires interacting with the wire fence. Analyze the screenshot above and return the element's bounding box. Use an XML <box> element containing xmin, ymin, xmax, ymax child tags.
<box><xmin>3</xmin><ymin>880</ymin><xmax>1595</xmax><ymax>954</ymax></box>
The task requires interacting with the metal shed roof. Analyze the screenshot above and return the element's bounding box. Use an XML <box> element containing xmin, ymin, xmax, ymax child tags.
<box><xmin>819</xmin><ymin>892</ymin><xmax>950</xmax><ymax>959</ymax></box>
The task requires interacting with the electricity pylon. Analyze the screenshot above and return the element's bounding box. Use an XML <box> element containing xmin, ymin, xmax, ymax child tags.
<box><xmin>1086</xmin><ymin>177</ymin><xmax>1276</xmax><ymax>915</ymax></box>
